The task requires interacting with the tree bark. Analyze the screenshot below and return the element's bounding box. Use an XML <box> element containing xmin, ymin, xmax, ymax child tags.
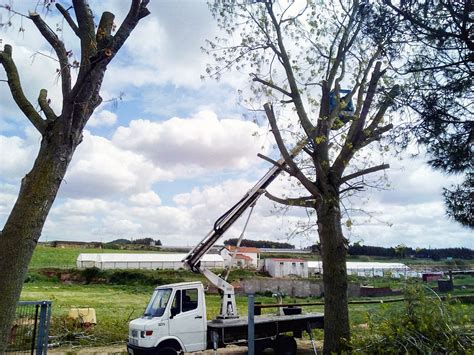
<box><xmin>0</xmin><ymin>126</ymin><xmax>77</xmax><ymax>351</ymax></box>
<box><xmin>317</xmin><ymin>193</ymin><xmax>350</xmax><ymax>354</ymax></box>
<box><xmin>0</xmin><ymin>3</ymin><xmax>150</xmax><ymax>350</ymax></box>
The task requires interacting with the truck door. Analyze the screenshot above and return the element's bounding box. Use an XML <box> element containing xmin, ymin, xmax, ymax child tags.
<box><xmin>168</xmin><ymin>287</ymin><xmax>206</xmax><ymax>352</ymax></box>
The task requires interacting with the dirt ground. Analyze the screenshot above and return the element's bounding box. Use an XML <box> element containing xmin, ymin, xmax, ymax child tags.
<box><xmin>48</xmin><ymin>339</ymin><xmax>323</xmax><ymax>354</ymax></box>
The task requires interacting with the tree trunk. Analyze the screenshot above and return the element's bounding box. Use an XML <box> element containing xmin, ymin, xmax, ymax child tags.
<box><xmin>0</xmin><ymin>129</ymin><xmax>76</xmax><ymax>352</ymax></box>
<box><xmin>317</xmin><ymin>194</ymin><xmax>350</xmax><ymax>354</ymax></box>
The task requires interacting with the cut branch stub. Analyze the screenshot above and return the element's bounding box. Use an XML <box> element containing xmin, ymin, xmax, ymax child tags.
<box><xmin>96</xmin><ymin>12</ymin><xmax>115</xmax><ymax>50</ymax></box>
<box><xmin>38</xmin><ymin>89</ymin><xmax>57</xmax><ymax>122</ymax></box>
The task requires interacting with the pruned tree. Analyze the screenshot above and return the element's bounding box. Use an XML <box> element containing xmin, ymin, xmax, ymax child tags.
<box><xmin>206</xmin><ymin>0</ymin><xmax>400</xmax><ymax>352</ymax></box>
<box><xmin>375</xmin><ymin>0</ymin><xmax>473</xmax><ymax>227</ymax></box>
<box><xmin>0</xmin><ymin>1</ymin><xmax>150</xmax><ymax>350</ymax></box>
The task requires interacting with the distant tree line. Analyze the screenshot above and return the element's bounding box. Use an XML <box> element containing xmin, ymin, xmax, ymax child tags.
<box><xmin>223</xmin><ymin>238</ymin><xmax>295</xmax><ymax>249</ymax></box>
<box><xmin>346</xmin><ymin>244</ymin><xmax>473</xmax><ymax>260</ymax></box>
<box><xmin>111</xmin><ymin>238</ymin><xmax>162</xmax><ymax>246</ymax></box>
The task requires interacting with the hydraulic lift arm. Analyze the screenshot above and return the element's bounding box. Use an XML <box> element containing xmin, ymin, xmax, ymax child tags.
<box><xmin>182</xmin><ymin>139</ymin><xmax>307</xmax><ymax>318</ymax></box>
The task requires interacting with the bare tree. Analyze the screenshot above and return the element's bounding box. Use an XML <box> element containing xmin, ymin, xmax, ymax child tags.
<box><xmin>206</xmin><ymin>0</ymin><xmax>400</xmax><ymax>352</ymax></box>
<box><xmin>0</xmin><ymin>1</ymin><xmax>150</xmax><ymax>350</ymax></box>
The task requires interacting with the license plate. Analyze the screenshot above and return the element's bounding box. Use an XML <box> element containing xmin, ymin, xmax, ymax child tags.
<box><xmin>131</xmin><ymin>330</ymin><xmax>138</xmax><ymax>337</ymax></box>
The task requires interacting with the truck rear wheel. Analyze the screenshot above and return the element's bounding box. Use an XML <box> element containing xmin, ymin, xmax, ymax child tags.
<box><xmin>274</xmin><ymin>335</ymin><xmax>297</xmax><ymax>355</ymax></box>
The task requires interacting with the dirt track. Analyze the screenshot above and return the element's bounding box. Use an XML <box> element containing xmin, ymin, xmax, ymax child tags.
<box><xmin>49</xmin><ymin>339</ymin><xmax>323</xmax><ymax>354</ymax></box>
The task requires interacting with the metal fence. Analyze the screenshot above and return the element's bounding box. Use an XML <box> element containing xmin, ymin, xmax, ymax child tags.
<box><xmin>6</xmin><ymin>301</ymin><xmax>52</xmax><ymax>354</ymax></box>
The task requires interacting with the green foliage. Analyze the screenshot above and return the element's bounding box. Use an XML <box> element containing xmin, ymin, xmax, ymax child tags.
<box><xmin>103</xmin><ymin>242</ymin><xmax>120</xmax><ymax>250</ymax></box>
<box><xmin>351</xmin><ymin>284</ymin><xmax>474</xmax><ymax>353</ymax></box>
<box><xmin>24</xmin><ymin>271</ymin><xmax>55</xmax><ymax>283</ymax></box>
<box><xmin>223</xmin><ymin>238</ymin><xmax>295</xmax><ymax>249</ymax></box>
<box><xmin>81</xmin><ymin>267</ymin><xmax>104</xmax><ymax>284</ymax></box>
<box><xmin>106</xmin><ymin>269</ymin><xmax>182</xmax><ymax>286</ymax></box>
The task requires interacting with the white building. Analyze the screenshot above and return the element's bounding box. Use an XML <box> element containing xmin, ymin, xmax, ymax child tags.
<box><xmin>264</xmin><ymin>258</ymin><xmax>308</xmax><ymax>278</ymax></box>
<box><xmin>308</xmin><ymin>261</ymin><xmax>417</xmax><ymax>278</ymax></box>
<box><xmin>76</xmin><ymin>253</ymin><xmax>224</xmax><ymax>270</ymax></box>
<box><xmin>220</xmin><ymin>246</ymin><xmax>260</xmax><ymax>268</ymax></box>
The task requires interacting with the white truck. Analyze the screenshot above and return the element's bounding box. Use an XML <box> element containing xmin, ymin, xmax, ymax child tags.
<box><xmin>127</xmin><ymin>139</ymin><xmax>324</xmax><ymax>354</ymax></box>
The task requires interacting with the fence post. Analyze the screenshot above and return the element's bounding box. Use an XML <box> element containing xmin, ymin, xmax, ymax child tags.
<box><xmin>36</xmin><ymin>301</ymin><xmax>50</xmax><ymax>355</ymax></box>
<box><xmin>248</xmin><ymin>293</ymin><xmax>255</xmax><ymax>355</ymax></box>
<box><xmin>31</xmin><ymin>304</ymin><xmax>40</xmax><ymax>355</ymax></box>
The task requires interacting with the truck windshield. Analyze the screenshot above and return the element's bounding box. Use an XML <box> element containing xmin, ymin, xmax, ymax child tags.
<box><xmin>144</xmin><ymin>288</ymin><xmax>172</xmax><ymax>317</ymax></box>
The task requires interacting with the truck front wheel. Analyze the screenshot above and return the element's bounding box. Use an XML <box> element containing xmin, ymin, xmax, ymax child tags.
<box><xmin>158</xmin><ymin>347</ymin><xmax>179</xmax><ymax>355</ymax></box>
<box><xmin>274</xmin><ymin>335</ymin><xmax>297</xmax><ymax>355</ymax></box>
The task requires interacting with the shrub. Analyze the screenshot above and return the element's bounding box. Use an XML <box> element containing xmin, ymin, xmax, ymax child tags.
<box><xmin>351</xmin><ymin>283</ymin><xmax>474</xmax><ymax>353</ymax></box>
<box><xmin>106</xmin><ymin>269</ymin><xmax>182</xmax><ymax>286</ymax></box>
<box><xmin>81</xmin><ymin>267</ymin><xmax>104</xmax><ymax>284</ymax></box>
<box><xmin>103</xmin><ymin>242</ymin><xmax>120</xmax><ymax>250</ymax></box>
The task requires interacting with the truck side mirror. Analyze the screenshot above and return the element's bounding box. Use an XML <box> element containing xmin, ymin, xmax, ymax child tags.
<box><xmin>170</xmin><ymin>308</ymin><xmax>179</xmax><ymax>319</ymax></box>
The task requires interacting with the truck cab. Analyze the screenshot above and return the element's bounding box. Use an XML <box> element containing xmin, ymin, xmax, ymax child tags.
<box><xmin>128</xmin><ymin>281</ymin><xmax>207</xmax><ymax>354</ymax></box>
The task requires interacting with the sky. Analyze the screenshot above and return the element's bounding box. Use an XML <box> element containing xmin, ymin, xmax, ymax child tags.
<box><xmin>0</xmin><ymin>1</ymin><xmax>472</xmax><ymax>249</ymax></box>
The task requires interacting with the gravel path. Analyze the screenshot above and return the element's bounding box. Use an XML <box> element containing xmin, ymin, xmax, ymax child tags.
<box><xmin>49</xmin><ymin>340</ymin><xmax>323</xmax><ymax>354</ymax></box>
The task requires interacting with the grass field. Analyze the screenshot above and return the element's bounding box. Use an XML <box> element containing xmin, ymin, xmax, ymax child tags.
<box><xmin>29</xmin><ymin>245</ymin><xmax>160</xmax><ymax>269</ymax></box>
<box><xmin>20</xmin><ymin>246</ymin><xmax>474</xmax><ymax>348</ymax></box>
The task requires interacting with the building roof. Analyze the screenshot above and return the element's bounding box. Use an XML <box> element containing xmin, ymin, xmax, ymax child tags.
<box><xmin>226</xmin><ymin>246</ymin><xmax>260</xmax><ymax>253</ymax></box>
<box><xmin>235</xmin><ymin>253</ymin><xmax>252</xmax><ymax>261</ymax></box>
<box><xmin>269</xmin><ymin>258</ymin><xmax>306</xmax><ymax>262</ymax></box>
<box><xmin>307</xmin><ymin>261</ymin><xmax>409</xmax><ymax>269</ymax></box>
<box><xmin>77</xmin><ymin>253</ymin><xmax>223</xmax><ymax>263</ymax></box>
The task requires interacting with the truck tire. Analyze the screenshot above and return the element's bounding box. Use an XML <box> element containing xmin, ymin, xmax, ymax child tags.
<box><xmin>158</xmin><ymin>346</ymin><xmax>179</xmax><ymax>355</ymax></box>
<box><xmin>274</xmin><ymin>335</ymin><xmax>297</xmax><ymax>355</ymax></box>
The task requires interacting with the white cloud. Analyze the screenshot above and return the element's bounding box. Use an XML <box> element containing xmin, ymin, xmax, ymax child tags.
<box><xmin>129</xmin><ymin>191</ymin><xmax>162</xmax><ymax>206</ymax></box>
<box><xmin>60</xmin><ymin>131</ymin><xmax>173</xmax><ymax>198</ymax></box>
<box><xmin>0</xmin><ymin>135</ymin><xmax>36</xmax><ymax>180</ymax></box>
<box><xmin>88</xmin><ymin>110</ymin><xmax>118</xmax><ymax>127</ymax></box>
<box><xmin>113</xmin><ymin>109</ymin><xmax>267</xmax><ymax>173</ymax></box>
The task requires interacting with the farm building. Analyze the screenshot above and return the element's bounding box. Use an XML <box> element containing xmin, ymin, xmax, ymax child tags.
<box><xmin>264</xmin><ymin>258</ymin><xmax>308</xmax><ymax>278</ymax></box>
<box><xmin>220</xmin><ymin>246</ymin><xmax>260</xmax><ymax>268</ymax></box>
<box><xmin>308</xmin><ymin>261</ymin><xmax>418</xmax><ymax>278</ymax></box>
<box><xmin>76</xmin><ymin>253</ymin><xmax>224</xmax><ymax>270</ymax></box>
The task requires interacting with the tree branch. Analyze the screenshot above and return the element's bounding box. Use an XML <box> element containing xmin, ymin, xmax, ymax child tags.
<box><xmin>38</xmin><ymin>89</ymin><xmax>57</xmax><ymax>122</ymax></box>
<box><xmin>55</xmin><ymin>3</ymin><xmax>79</xmax><ymax>36</ymax></box>
<box><xmin>264</xmin><ymin>1</ymin><xmax>316</xmax><ymax>142</ymax></box>
<box><xmin>110</xmin><ymin>0</ymin><xmax>151</xmax><ymax>56</ymax></box>
<box><xmin>265</xmin><ymin>192</ymin><xmax>317</xmax><ymax>208</ymax></box>
<box><xmin>366</xmin><ymin>85</ymin><xmax>400</xmax><ymax>133</ymax></box>
<box><xmin>357</xmin><ymin>61</ymin><xmax>383</xmax><ymax>127</ymax></box>
<box><xmin>360</xmin><ymin>123</ymin><xmax>393</xmax><ymax>148</ymax></box>
<box><xmin>252</xmin><ymin>75</ymin><xmax>292</xmax><ymax>97</ymax></box>
<box><xmin>72</xmin><ymin>0</ymin><xmax>96</xmax><ymax>88</ymax></box>
<box><xmin>341</xmin><ymin>164</ymin><xmax>390</xmax><ymax>183</ymax></box>
<box><xmin>264</xmin><ymin>103</ymin><xmax>320</xmax><ymax>197</ymax></box>
<box><xmin>29</xmin><ymin>12</ymin><xmax>71</xmax><ymax>95</ymax></box>
<box><xmin>257</xmin><ymin>153</ymin><xmax>292</xmax><ymax>175</ymax></box>
<box><xmin>0</xmin><ymin>45</ymin><xmax>45</xmax><ymax>134</ymax></box>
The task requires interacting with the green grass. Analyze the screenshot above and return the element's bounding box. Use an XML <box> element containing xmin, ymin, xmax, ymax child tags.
<box><xmin>23</xmin><ymin>245</ymin><xmax>474</xmax><ymax>347</ymax></box>
<box><xmin>30</xmin><ymin>245</ymin><xmax>159</xmax><ymax>269</ymax></box>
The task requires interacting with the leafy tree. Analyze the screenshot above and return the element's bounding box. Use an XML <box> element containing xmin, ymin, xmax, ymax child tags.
<box><xmin>394</xmin><ymin>243</ymin><xmax>408</xmax><ymax>259</ymax></box>
<box><xmin>0</xmin><ymin>1</ymin><xmax>150</xmax><ymax>350</ymax></box>
<box><xmin>223</xmin><ymin>238</ymin><xmax>295</xmax><ymax>249</ymax></box>
<box><xmin>206</xmin><ymin>1</ymin><xmax>400</xmax><ymax>352</ymax></box>
<box><xmin>377</xmin><ymin>0</ymin><xmax>473</xmax><ymax>228</ymax></box>
<box><xmin>131</xmin><ymin>237</ymin><xmax>162</xmax><ymax>246</ymax></box>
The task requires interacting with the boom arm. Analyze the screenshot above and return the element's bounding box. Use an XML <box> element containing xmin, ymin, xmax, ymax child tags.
<box><xmin>182</xmin><ymin>163</ymin><xmax>283</xmax><ymax>272</ymax></box>
<box><xmin>182</xmin><ymin>138</ymin><xmax>307</xmax><ymax>318</ymax></box>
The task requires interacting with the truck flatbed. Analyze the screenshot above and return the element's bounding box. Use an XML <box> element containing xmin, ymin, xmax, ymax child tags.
<box><xmin>207</xmin><ymin>313</ymin><xmax>324</xmax><ymax>346</ymax></box>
